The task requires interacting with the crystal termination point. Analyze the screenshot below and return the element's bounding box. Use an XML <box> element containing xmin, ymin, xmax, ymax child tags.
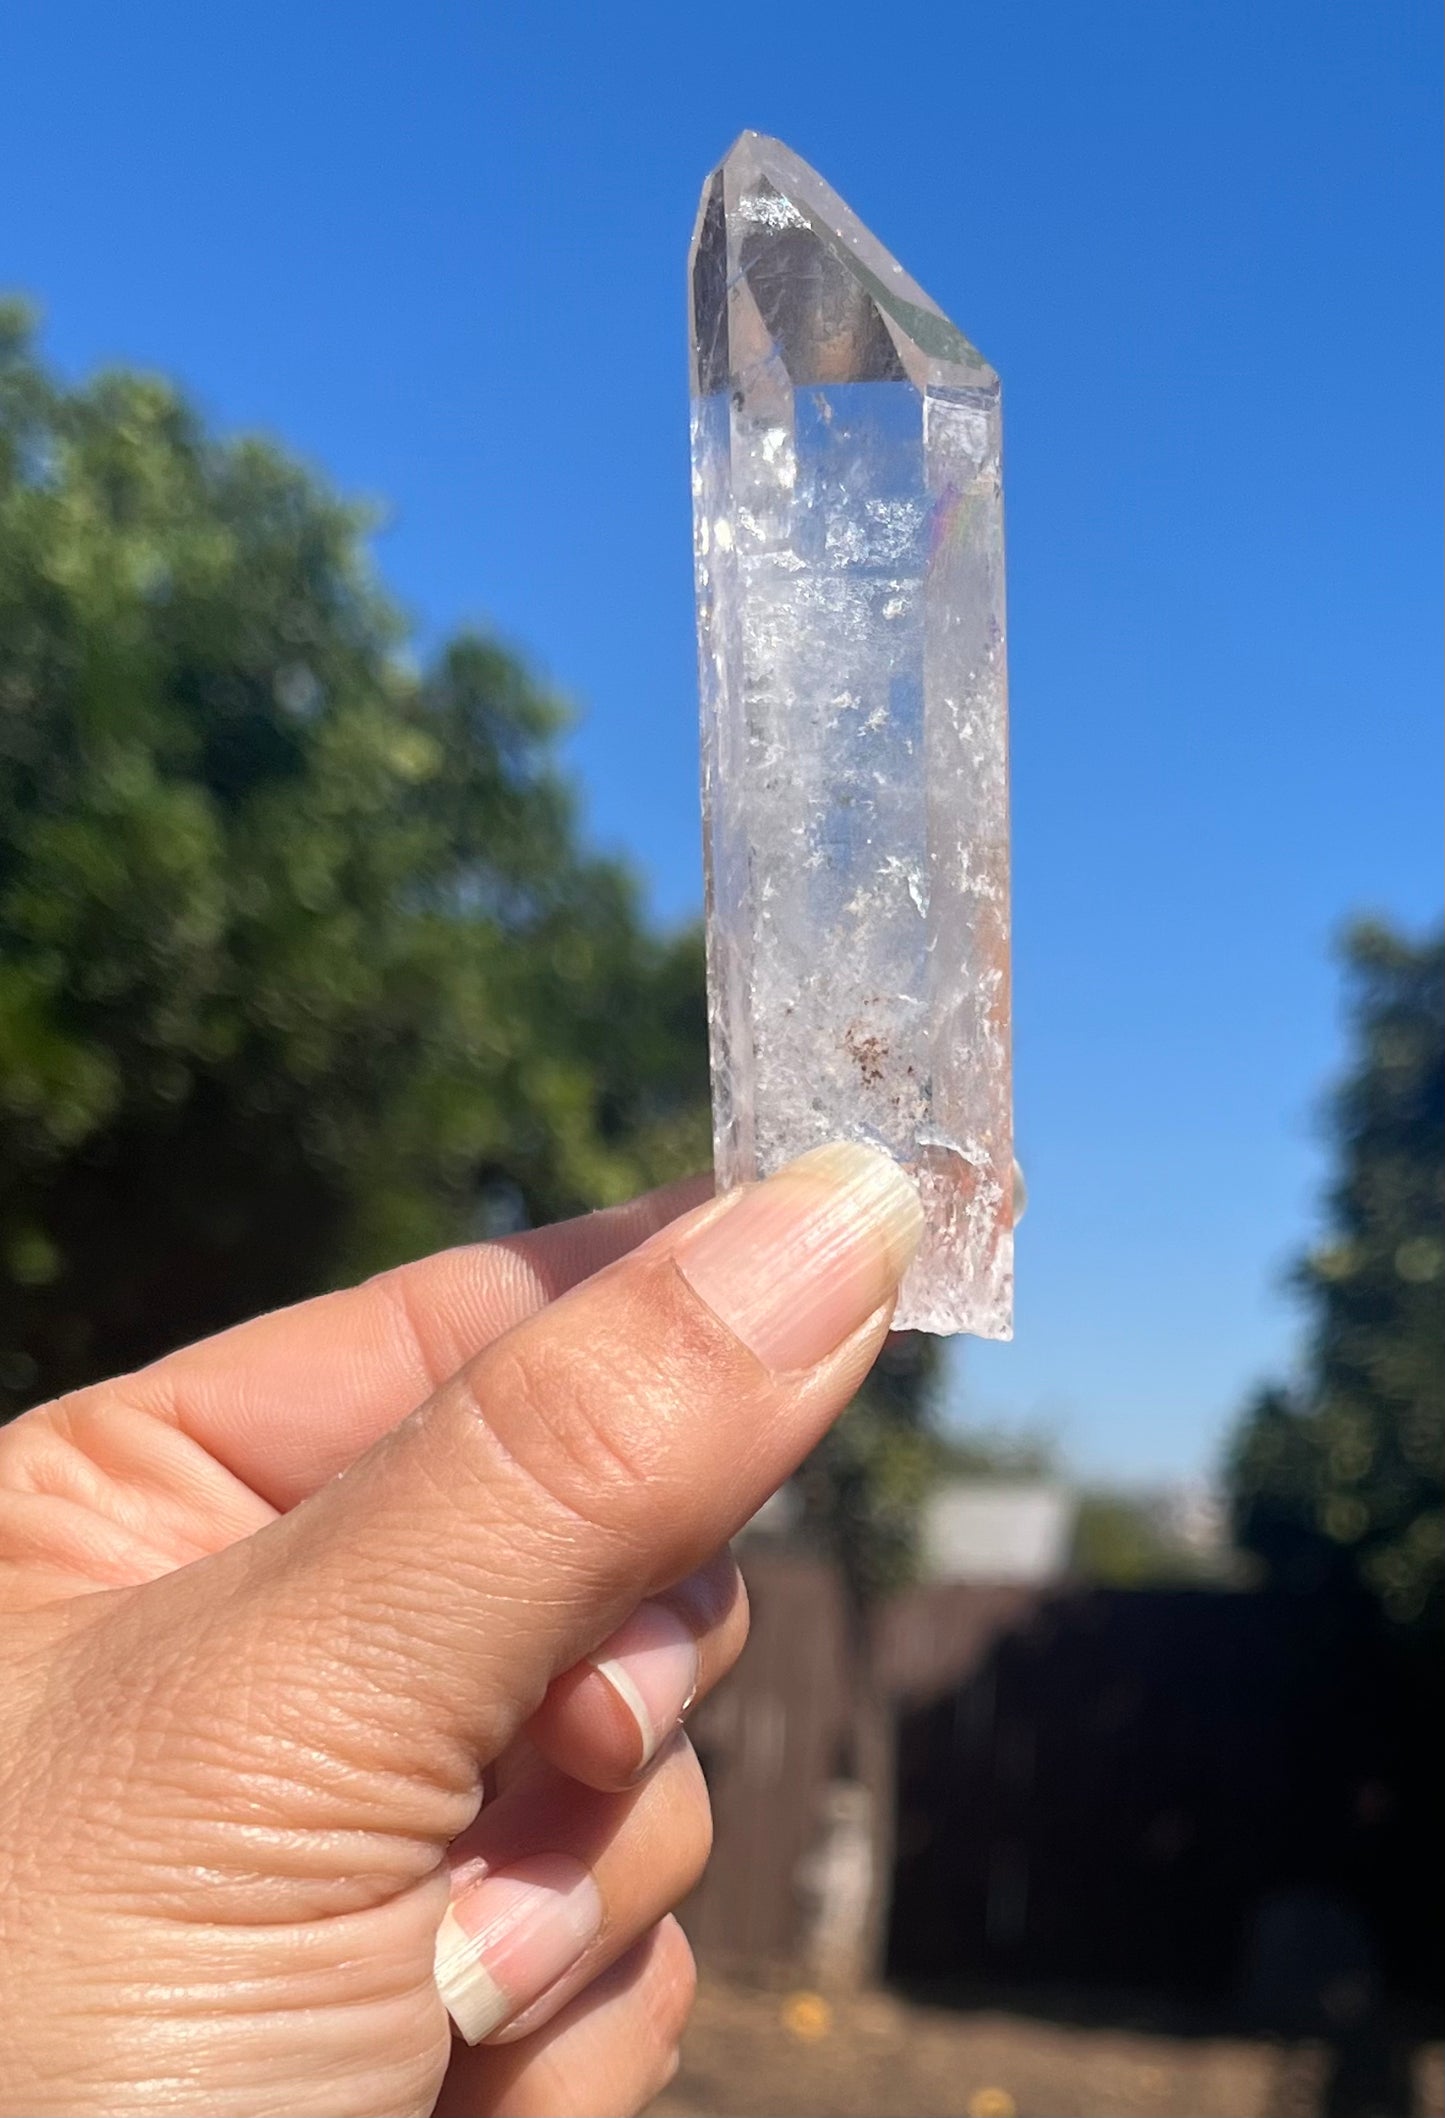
<box><xmin>690</xmin><ymin>133</ymin><xmax>1012</xmax><ymax>1337</ymax></box>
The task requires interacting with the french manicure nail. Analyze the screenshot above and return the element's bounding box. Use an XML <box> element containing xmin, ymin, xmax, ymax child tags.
<box><xmin>674</xmin><ymin>1141</ymin><xmax>922</xmax><ymax>1372</ymax></box>
<box><xmin>435</xmin><ymin>1852</ymin><xmax>603</xmax><ymax>2046</ymax></box>
<box><xmin>588</xmin><ymin>1600</ymin><xmax>700</xmax><ymax>1771</ymax></box>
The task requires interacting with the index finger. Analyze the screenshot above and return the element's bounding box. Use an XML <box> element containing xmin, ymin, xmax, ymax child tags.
<box><xmin>192</xmin><ymin>1142</ymin><xmax>924</xmax><ymax>1792</ymax></box>
<box><xmin>109</xmin><ymin>1175</ymin><xmax>712</xmax><ymax>1509</ymax></box>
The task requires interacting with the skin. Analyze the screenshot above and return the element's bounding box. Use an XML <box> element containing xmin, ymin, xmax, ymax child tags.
<box><xmin>0</xmin><ymin>1154</ymin><xmax>917</xmax><ymax>2118</ymax></box>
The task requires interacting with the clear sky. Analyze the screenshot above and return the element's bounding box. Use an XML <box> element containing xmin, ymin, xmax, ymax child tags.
<box><xmin>3</xmin><ymin>1</ymin><xmax>1440</xmax><ymax>1482</ymax></box>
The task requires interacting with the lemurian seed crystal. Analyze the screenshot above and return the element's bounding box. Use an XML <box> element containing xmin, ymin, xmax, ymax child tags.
<box><xmin>690</xmin><ymin>133</ymin><xmax>1013</xmax><ymax>1335</ymax></box>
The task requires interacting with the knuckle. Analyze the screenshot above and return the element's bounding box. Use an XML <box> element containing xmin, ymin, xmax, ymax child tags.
<box><xmin>452</xmin><ymin>1329</ymin><xmax>683</xmax><ymax>1558</ymax></box>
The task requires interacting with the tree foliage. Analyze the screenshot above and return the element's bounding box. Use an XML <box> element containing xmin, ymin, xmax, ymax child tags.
<box><xmin>1070</xmin><ymin>1489</ymin><xmax>1217</xmax><ymax>1588</ymax></box>
<box><xmin>1227</xmin><ymin>923</ymin><xmax>1444</xmax><ymax>1629</ymax></box>
<box><xmin>0</xmin><ymin>301</ymin><xmax>708</xmax><ymax>1411</ymax></box>
<box><xmin>793</xmin><ymin>1332</ymin><xmax>945</xmax><ymax>1607</ymax></box>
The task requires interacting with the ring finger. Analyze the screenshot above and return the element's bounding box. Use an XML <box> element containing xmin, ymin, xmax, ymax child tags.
<box><xmin>435</xmin><ymin>1731</ymin><xmax>711</xmax><ymax>2047</ymax></box>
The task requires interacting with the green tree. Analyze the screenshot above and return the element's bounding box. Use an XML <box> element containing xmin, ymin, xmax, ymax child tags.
<box><xmin>1227</xmin><ymin>922</ymin><xmax>1444</xmax><ymax>1629</ymax></box>
<box><xmin>793</xmin><ymin>1332</ymin><xmax>944</xmax><ymax>1606</ymax></box>
<box><xmin>0</xmin><ymin>300</ymin><xmax>708</xmax><ymax>1412</ymax></box>
<box><xmin>1070</xmin><ymin>1489</ymin><xmax>1216</xmax><ymax>1588</ymax></box>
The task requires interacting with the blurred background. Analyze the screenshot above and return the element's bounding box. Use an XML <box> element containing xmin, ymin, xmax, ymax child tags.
<box><xmin>1</xmin><ymin>4</ymin><xmax>1440</xmax><ymax>2113</ymax></box>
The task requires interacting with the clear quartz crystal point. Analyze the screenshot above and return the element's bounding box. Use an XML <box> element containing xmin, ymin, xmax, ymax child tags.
<box><xmin>690</xmin><ymin>133</ymin><xmax>1012</xmax><ymax>1337</ymax></box>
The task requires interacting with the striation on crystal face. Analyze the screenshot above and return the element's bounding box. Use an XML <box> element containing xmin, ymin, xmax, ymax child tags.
<box><xmin>690</xmin><ymin>133</ymin><xmax>1012</xmax><ymax>1337</ymax></box>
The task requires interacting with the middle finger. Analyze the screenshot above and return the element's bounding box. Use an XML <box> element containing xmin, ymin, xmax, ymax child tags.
<box><xmin>435</xmin><ymin>1732</ymin><xmax>711</xmax><ymax>2048</ymax></box>
<box><xmin>525</xmin><ymin>1548</ymin><xmax>748</xmax><ymax>1790</ymax></box>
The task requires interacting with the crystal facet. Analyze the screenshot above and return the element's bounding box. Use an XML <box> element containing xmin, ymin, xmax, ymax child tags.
<box><xmin>690</xmin><ymin>134</ymin><xmax>1012</xmax><ymax>1337</ymax></box>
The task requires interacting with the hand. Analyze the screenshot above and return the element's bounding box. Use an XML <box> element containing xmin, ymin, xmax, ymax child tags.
<box><xmin>0</xmin><ymin>1142</ymin><xmax>921</xmax><ymax>2117</ymax></box>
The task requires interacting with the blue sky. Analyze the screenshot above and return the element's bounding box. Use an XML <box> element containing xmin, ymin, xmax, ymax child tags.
<box><xmin>3</xmin><ymin>1</ymin><xmax>1440</xmax><ymax>1481</ymax></box>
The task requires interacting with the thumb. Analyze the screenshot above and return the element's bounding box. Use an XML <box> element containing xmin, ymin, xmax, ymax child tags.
<box><xmin>88</xmin><ymin>1143</ymin><xmax>920</xmax><ymax>1884</ymax></box>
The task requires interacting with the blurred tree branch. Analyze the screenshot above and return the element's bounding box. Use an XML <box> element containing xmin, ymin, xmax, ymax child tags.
<box><xmin>1227</xmin><ymin>921</ymin><xmax>1444</xmax><ymax>1633</ymax></box>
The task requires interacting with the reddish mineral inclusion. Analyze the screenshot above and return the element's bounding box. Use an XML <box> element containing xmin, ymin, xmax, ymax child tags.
<box><xmin>689</xmin><ymin>133</ymin><xmax>1013</xmax><ymax>1337</ymax></box>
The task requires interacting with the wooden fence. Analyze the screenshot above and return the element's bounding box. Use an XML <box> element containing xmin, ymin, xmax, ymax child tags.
<box><xmin>680</xmin><ymin>1549</ymin><xmax>1441</xmax><ymax>2013</ymax></box>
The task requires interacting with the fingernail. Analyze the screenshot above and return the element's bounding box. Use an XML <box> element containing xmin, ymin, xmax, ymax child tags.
<box><xmin>435</xmin><ymin>1852</ymin><xmax>603</xmax><ymax>2046</ymax></box>
<box><xmin>674</xmin><ymin>1142</ymin><xmax>922</xmax><ymax>1372</ymax></box>
<box><xmin>588</xmin><ymin>1600</ymin><xmax>700</xmax><ymax>1771</ymax></box>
